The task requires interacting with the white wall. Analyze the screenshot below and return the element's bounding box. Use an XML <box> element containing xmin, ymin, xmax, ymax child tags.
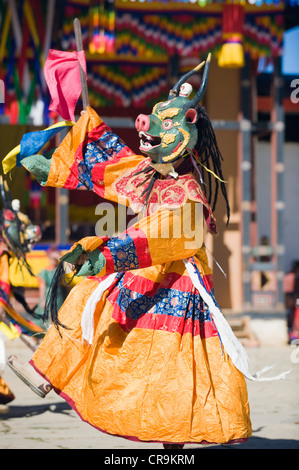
<box><xmin>255</xmin><ymin>141</ymin><xmax>299</xmax><ymax>273</ymax></box>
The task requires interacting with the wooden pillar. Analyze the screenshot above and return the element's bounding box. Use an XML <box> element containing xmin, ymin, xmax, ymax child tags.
<box><xmin>271</xmin><ymin>57</ymin><xmax>285</xmax><ymax>309</ymax></box>
<box><xmin>55</xmin><ymin>188</ymin><xmax>69</xmax><ymax>245</ymax></box>
<box><xmin>55</xmin><ymin>127</ymin><xmax>69</xmax><ymax>245</ymax></box>
<box><xmin>239</xmin><ymin>56</ymin><xmax>252</xmax><ymax>311</ymax></box>
<box><xmin>206</xmin><ymin>59</ymin><xmax>242</xmax><ymax>311</ymax></box>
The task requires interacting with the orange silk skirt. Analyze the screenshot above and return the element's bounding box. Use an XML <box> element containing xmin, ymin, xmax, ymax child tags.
<box><xmin>31</xmin><ymin>256</ymin><xmax>252</xmax><ymax>444</ymax></box>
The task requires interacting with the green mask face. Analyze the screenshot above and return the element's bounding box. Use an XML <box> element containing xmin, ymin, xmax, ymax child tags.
<box><xmin>134</xmin><ymin>55</ymin><xmax>211</xmax><ymax>166</ymax></box>
<box><xmin>135</xmin><ymin>94</ymin><xmax>198</xmax><ymax>164</ymax></box>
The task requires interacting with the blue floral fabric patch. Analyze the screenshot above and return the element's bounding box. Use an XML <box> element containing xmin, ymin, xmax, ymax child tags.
<box><xmin>78</xmin><ymin>131</ymin><xmax>127</xmax><ymax>190</ymax></box>
<box><xmin>107</xmin><ymin>234</ymin><xmax>139</xmax><ymax>272</ymax></box>
<box><xmin>115</xmin><ymin>277</ymin><xmax>212</xmax><ymax>323</ymax></box>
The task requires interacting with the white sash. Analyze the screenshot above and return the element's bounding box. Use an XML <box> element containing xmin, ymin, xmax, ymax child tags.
<box><xmin>183</xmin><ymin>259</ymin><xmax>291</xmax><ymax>381</ymax></box>
<box><xmin>81</xmin><ymin>273</ymin><xmax>118</xmax><ymax>345</ymax></box>
<box><xmin>80</xmin><ymin>262</ymin><xmax>291</xmax><ymax>381</ymax></box>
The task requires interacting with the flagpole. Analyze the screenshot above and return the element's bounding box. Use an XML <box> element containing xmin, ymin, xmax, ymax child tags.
<box><xmin>74</xmin><ymin>18</ymin><xmax>90</xmax><ymax>110</ymax></box>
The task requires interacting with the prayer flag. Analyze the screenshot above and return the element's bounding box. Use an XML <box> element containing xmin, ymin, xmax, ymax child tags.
<box><xmin>2</xmin><ymin>121</ymin><xmax>74</xmax><ymax>174</ymax></box>
<box><xmin>44</xmin><ymin>49</ymin><xmax>87</xmax><ymax>121</ymax></box>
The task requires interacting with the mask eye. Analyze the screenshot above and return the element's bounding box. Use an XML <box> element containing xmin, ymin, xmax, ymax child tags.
<box><xmin>162</xmin><ymin>119</ymin><xmax>173</xmax><ymax>129</ymax></box>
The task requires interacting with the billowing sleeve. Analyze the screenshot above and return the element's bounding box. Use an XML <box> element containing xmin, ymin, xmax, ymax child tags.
<box><xmin>16</xmin><ymin>107</ymin><xmax>144</xmax><ymax>205</ymax></box>
<box><xmin>62</xmin><ymin>200</ymin><xmax>203</xmax><ymax>276</ymax></box>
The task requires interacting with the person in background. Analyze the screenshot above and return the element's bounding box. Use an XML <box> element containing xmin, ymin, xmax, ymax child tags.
<box><xmin>0</xmin><ymin>199</ymin><xmax>43</xmax><ymax>414</ymax></box>
<box><xmin>283</xmin><ymin>260</ymin><xmax>299</xmax><ymax>343</ymax></box>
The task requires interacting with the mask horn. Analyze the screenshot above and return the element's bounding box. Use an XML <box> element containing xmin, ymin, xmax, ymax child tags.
<box><xmin>168</xmin><ymin>60</ymin><xmax>206</xmax><ymax>100</ymax></box>
<box><xmin>183</xmin><ymin>53</ymin><xmax>211</xmax><ymax>110</ymax></box>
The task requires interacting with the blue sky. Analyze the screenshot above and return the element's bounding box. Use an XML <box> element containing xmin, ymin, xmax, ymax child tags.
<box><xmin>282</xmin><ymin>26</ymin><xmax>299</xmax><ymax>75</ymax></box>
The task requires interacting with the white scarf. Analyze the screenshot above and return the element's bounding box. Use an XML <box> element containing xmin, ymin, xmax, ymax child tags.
<box><xmin>80</xmin><ymin>262</ymin><xmax>291</xmax><ymax>381</ymax></box>
<box><xmin>183</xmin><ymin>259</ymin><xmax>290</xmax><ymax>381</ymax></box>
<box><xmin>81</xmin><ymin>273</ymin><xmax>118</xmax><ymax>345</ymax></box>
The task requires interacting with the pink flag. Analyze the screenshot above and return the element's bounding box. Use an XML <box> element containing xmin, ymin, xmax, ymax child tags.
<box><xmin>44</xmin><ymin>49</ymin><xmax>87</xmax><ymax>121</ymax></box>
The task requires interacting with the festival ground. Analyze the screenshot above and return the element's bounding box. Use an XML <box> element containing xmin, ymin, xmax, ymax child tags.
<box><xmin>0</xmin><ymin>336</ymin><xmax>298</xmax><ymax>450</ymax></box>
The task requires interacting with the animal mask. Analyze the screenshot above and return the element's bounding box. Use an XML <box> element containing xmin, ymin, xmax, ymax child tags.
<box><xmin>0</xmin><ymin>178</ymin><xmax>41</xmax><ymax>258</ymax></box>
<box><xmin>135</xmin><ymin>54</ymin><xmax>211</xmax><ymax>166</ymax></box>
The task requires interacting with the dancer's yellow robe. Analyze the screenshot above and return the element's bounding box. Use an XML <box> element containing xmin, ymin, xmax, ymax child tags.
<box><xmin>14</xmin><ymin>107</ymin><xmax>251</xmax><ymax>444</ymax></box>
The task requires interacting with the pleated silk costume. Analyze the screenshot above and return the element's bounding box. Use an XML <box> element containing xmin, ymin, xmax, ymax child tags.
<box><xmin>22</xmin><ymin>107</ymin><xmax>251</xmax><ymax>444</ymax></box>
